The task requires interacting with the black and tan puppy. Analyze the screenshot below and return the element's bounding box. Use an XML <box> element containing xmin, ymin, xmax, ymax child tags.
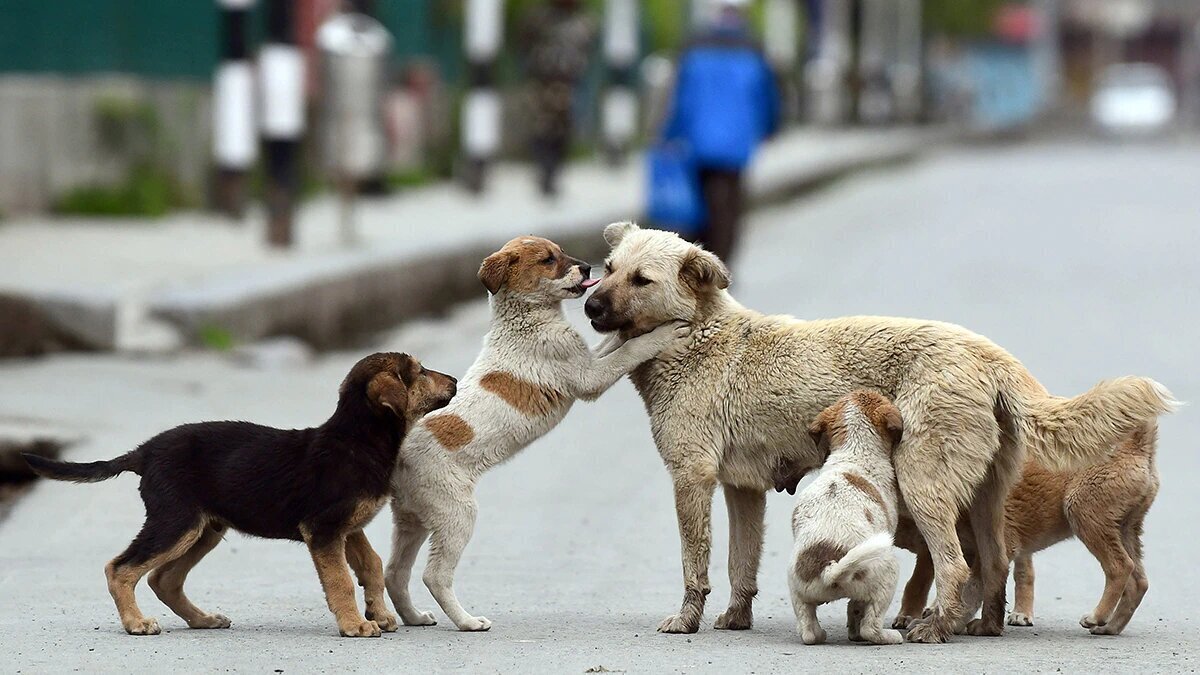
<box><xmin>23</xmin><ymin>352</ymin><xmax>456</xmax><ymax>637</ymax></box>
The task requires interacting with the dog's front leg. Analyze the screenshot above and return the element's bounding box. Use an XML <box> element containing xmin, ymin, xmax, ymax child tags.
<box><xmin>305</xmin><ymin>532</ymin><xmax>381</xmax><ymax>637</ymax></box>
<box><xmin>577</xmin><ymin>322</ymin><xmax>685</xmax><ymax>401</ymax></box>
<box><xmin>659</xmin><ymin>463</ymin><xmax>718</xmax><ymax>634</ymax></box>
<box><xmin>423</xmin><ymin>501</ymin><xmax>490</xmax><ymax>631</ymax></box>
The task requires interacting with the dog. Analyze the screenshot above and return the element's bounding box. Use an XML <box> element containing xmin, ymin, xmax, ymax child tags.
<box><xmin>892</xmin><ymin>422</ymin><xmax>1159</xmax><ymax>636</ymax></box>
<box><xmin>583</xmin><ymin>221</ymin><xmax>1176</xmax><ymax>641</ymax></box>
<box><xmin>384</xmin><ymin>236</ymin><xmax>684</xmax><ymax>631</ymax></box>
<box><xmin>22</xmin><ymin>352</ymin><xmax>456</xmax><ymax>637</ymax></box>
<box><xmin>788</xmin><ymin>390</ymin><xmax>905</xmax><ymax>646</ymax></box>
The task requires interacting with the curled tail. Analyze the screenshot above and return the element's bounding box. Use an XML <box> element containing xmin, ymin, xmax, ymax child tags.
<box><xmin>1003</xmin><ymin>376</ymin><xmax>1179</xmax><ymax>472</ymax></box>
<box><xmin>819</xmin><ymin>533</ymin><xmax>894</xmax><ymax>586</ymax></box>
<box><xmin>22</xmin><ymin>450</ymin><xmax>141</xmax><ymax>483</ymax></box>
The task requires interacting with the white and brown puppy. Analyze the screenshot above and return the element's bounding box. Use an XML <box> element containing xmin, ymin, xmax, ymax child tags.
<box><xmin>584</xmin><ymin>221</ymin><xmax>1176</xmax><ymax>642</ymax></box>
<box><xmin>788</xmin><ymin>390</ymin><xmax>904</xmax><ymax>646</ymax></box>
<box><xmin>384</xmin><ymin>236</ymin><xmax>683</xmax><ymax>631</ymax></box>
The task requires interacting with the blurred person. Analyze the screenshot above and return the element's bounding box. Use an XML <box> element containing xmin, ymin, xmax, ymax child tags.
<box><xmin>520</xmin><ymin>0</ymin><xmax>597</xmax><ymax>197</ymax></box>
<box><xmin>661</xmin><ymin>0</ymin><xmax>780</xmax><ymax>263</ymax></box>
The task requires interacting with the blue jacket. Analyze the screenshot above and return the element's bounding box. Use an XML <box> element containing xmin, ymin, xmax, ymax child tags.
<box><xmin>662</xmin><ymin>25</ymin><xmax>780</xmax><ymax>169</ymax></box>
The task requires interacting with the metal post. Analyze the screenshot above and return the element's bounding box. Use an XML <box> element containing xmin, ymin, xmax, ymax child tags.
<box><xmin>602</xmin><ymin>0</ymin><xmax>639</xmax><ymax>165</ymax></box>
<box><xmin>462</xmin><ymin>0</ymin><xmax>503</xmax><ymax>194</ymax></box>
<box><xmin>260</xmin><ymin>0</ymin><xmax>305</xmax><ymax>248</ymax></box>
<box><xmin>213</xmin><ymin>0</ymin><xmax>257</xmax><ymax>217</ymax></box>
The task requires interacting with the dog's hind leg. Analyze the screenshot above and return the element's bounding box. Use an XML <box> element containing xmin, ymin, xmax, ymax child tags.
<box><xmin>345</xmin><ymin>530</ymin><xmax>399</xmax><ymax>632</ymax></box>
<box><xmin>965</xmin><ymin>417</ymin><xmax>1022</xmax><ymax>636</ymax></box>
<box><xmin>847</xmin><ymin>600</ymin><xmax>866</xmax><ymax>641</ymax></box>
<box><xmin>1007</xmin><ymin>553</ymin><xmax>1035</xmax><ymax>626</ymax></box>
<box><xmin>856</xmin><ymin>556</ymin><xmax>904</xmax><ymax>645</ymax></box>
<box><xmin>147</xmin><ymin>523</ymin><xmax>230</xmax><ymax>629</ymax></box>
<box><xmin>898</xmin><ymin>484</ymin><xmax>970</xmax><ymax>643</ymax></box>
<box><xmin>423</xmin><ymin>501</ymin><xmax>490</xmax><ymax>631</ymax></box>
<box><xmin>106</xmin><ymin>512</ymin><xmax>207</xmax><ymax>635</ymax></box>
<box><xmin>893</xmin><ymin>545</ymin><xmax>933</xmax><ymax>629</ymax></box>
<box><xmin>713</xmin><ymin>484</ymin><xmax>764</xmax><ymax>630</ymax></box>
<box><xmin>793</xmin><ymin>600</ymin><xmax>826</xmax><ymax>645</ymax></box>
<box><xmin>385</xmin><ymin>515</ymin><xmax>435</xmax><ymax>626</ymax></box>
<box><xmin>1090</xmin><ymin>495</ymin><xmax>1153</xmax><ymax>635</ymax></box>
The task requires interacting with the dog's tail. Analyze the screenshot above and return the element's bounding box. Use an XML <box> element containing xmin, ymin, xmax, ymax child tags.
<box><xmin>22</xmin><ymin>450</ymin><xmax>142</xmax><ymax>483</ymax></box>
<box><xmin>820</xmin><ymin>533</ymin><xmax>894</xmax><ymax>587</ymax></box>
<box><xmin>999</xmin><ymin>374</ymin><xmax>1179</xmax><ymax>472</ymax></box>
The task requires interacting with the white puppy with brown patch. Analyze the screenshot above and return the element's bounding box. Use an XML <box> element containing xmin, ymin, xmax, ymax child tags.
<box><xmin>384</xmin><ymin>236</ymin><xmax>682</xmax><ymax>631</ymax></box>
<box><xmin>788</xmin><ymin>390</ymin><xmax>905</xmax><ymax>646</ymax></box>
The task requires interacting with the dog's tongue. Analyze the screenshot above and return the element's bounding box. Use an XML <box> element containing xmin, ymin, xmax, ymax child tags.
<box><xmin>581</xmin><ymin>278</ymin><xmax>600</xmax><ymax>289</ymax></box>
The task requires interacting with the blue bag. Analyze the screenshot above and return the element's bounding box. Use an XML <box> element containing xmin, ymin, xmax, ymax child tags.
<box><xmin>646</xmin><ymin>142</ymin><xmax>705</xmax><ymax>235</ymax></box>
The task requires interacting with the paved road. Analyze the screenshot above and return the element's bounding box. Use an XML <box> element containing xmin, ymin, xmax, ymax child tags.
<box><xmin>2</xmin><ymin>140</ymin><xmax>1198</xmax><ymax>673</ymax></box>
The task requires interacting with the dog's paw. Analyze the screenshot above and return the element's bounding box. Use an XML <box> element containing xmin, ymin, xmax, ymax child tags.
<box><xmin>905</xmin><ymin>620</ymin><xmax>950</xmax><ymax>644</ymax></box>
<box><xmin>869</xmin><ymin>628</ymin><xmax>905</xmax><ymax>645</ymax></box>
<box><xmin>366</xmin><ymin>609</ymin><xmax>399</xmax><ymax>633</ymax></box>
<box><xmin>457</xmin><ymin>616</ymin><xmax>492</xmax><ymax>632</ymax></box>
<box><xmin>187</xmin><ymin>613</ymin><xmax>231</xmax><ymax>629</ymax></box>
<box><xmin>658</xmin><ymin>614</ymin><xmax>700</xmax><ymax>634</ymax></box>
<box><xmin>1089</xmin><ymin>623</ymin><xmax>1123</xmax><ymax>636</ymax></box>
<box><xmin>965</xmin><ymin>618</ymin><xmax>1003</xmax><ymax>637</ymax></box>
<box><xmin>339</xmin><ymin>619</ymin><xmax>382</xmax><ymax>638</ymax></box>
<box><xmin>891</xmin><ymin>614</ymin><xmax>915</xmax><ymax>630</ymax></box>
<box><xmin>713</xmin><ymin>607</ymin><xmax>752</xmax><ymax>630</ymax></box>
<box><xmin>123</xmin><ymin>617</ymin><xmax>161</xmax><ymax>636</ymax></box>
<box><xmin>799</xmin><ymin>625</ymin><xmax>827</xmax><ymax>645</ymax></box>
<box><xmin>401</xmin><ymin>610</ymin><xmax>438</xmax><ymax>627</ymax></box>
<box><xmin>1006</xmin><ymin>612</ymin><xmax>1033</xmax><ymax>627</ymax></box>
<box><xmin>671</xmin><ymin>321</ymin><xmax>693</xmax><ymax>340</ymax></box>
<box><xmin>1080</xmin><ymin>613</ymin><xmax>1104</xmax><ymax>629</ymax></box>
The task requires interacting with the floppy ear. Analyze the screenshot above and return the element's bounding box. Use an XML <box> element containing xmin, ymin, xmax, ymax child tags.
<box><xmin>478</xmin><ymin>251</ymin><xmax>511</xmax><ymax>294</ymax></box>
<box><xmin>603</xmin><ymin>221</ymin><xmax>639</xmax><ymax>248</ymax></box>
<box><xmin>367</xmin><ymin>371</ymin><xmax>409</xmax><ymax>417</ymax></box>
<box><xmin>679</xmin><ymin>248</ymin><xmax>731</xmax><ymax>292</ymax></box>
<box><xmin>807</xmin><ymin>411</ymin><xmax>829</xmax><ymax>449</ymax></box>
<box><xmin>882</xmin><ymin>403</ymin><xmax>904</xmax><ymax>447</ymax></box>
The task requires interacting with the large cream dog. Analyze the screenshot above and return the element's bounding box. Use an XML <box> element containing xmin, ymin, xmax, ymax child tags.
<box><xmin>583</xmin><ymin>222</ymin><xmax>1177</xmax><ymax>642</ymax></box>
<box><xmin>384</xmin><ymin>236</ymin><xmax>681</xmax><ymax>631</ymax></box>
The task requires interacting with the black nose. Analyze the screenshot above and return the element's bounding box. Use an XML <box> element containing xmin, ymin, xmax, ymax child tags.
<box><xmin>577</xmin><ymin>262</ymin><xmax>591</xmax><ymax>279</ymax></box>
<box><xmin>584</xmin><ymin>294</ymin><xmax>605</xmax><ymax>319</ymax></box>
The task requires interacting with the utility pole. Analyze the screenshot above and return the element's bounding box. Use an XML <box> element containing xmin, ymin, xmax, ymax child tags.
<box><xmin>602</xmin><ymin>0</ymin><xmax>639</xmax><ymax>164</ymax></box>
<box><xmin>260</xmin><ymin>0</ymin><xmax>305</xmax><ymax>248</ymax></box>
<box><xmin>462</xmin><ymin>0</ymin><xmax>503</xmax><ymax>194</ymax></box>
<box><xmin>213</xmin><ymin>0</ymin><xmax>256</xmax><ymax>218</ymax></box>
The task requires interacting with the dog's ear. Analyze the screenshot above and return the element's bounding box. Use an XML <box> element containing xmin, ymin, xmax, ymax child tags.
<box><xmin>807</xmin><ymin>411</ymin><xmax>829</xmax><ymax>450</ymax></box>
<box><xmin>603</xmin><ymin>221</ymin><xmax>639</xmax><ymax>247</ymax></box>
<box><xmin>679</xmin><ymin>248</ymin><xmax>731</xmax><ymax>292</ymax></box>
<box><xmin>367</xmin><ymin>370</ymin><xmax>409</xmax><ymax>417</ymax></box>
<box><xmin>478</xmin><ymin>251</ymin><xmax>512</xmax><ymax>294</ymax></box>
<box><xmin>882</xmin><ymin>403</ymin><xmax>904</xmax><ymax>448</ymax></box>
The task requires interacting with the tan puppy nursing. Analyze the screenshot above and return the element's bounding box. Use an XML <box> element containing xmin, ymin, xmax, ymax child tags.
<box><xmin>584</xmin><ymin>221</ymin><xmax>1176</xmax><ymax>642</ymax></box>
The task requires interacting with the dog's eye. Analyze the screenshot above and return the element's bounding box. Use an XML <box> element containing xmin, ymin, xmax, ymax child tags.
<box><xmin>541</xmin><ymin>255</ymin><xmax>555</xmax><ymax>265</ymax></box>
<box><xmin>632</xmin><ymin>273</ymin><xmax>653</xmax><ymax>286</ymax></box>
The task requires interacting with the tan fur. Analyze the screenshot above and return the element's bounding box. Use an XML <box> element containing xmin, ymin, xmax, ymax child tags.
<box><xmin>147</xmin><ymin>524</ymin><xmax>230</xmax><ymax>629</ymax></box>
<box><xmin>480</xmin><ymin>371</ymin><xmax>565</xmax><ymax>417</ymax></box>
<box><xmin>588</xmin><ymin>223</ymin><xmax>1176</xmax><ymax>641</ymax></box>
<box><xmin>894</xmin><ymin>423</ymin><xmax>1160</xmax><ymax>636</ymax></box>
<box><xmin>306</xmin><ymin>534</ymin><xmax>381</xmax><ymax>638</ymax></box>
<box><xmin>424</xmin><ymin>413</ymin><xmax>474</xmax><ymax>450</ymax></box>
<box><xmin>344</xmin><ymin>530</ymin><xmax>398</xmax><ymax>632</ymax></box>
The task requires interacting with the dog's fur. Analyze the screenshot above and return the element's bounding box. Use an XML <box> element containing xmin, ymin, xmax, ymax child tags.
<box><xmin>584</xmin><ymin>222</ymin><xmax>1177</xmax><ymax>641</ymax></box>
<box><xmin>788</xmin><ymin>390</ymin><xmax>905</xmax><ymax>646</ymax></box>
<box><xmin>384</xmin><ymin>236</ymin><xmax>682</xmax><ymax>631</ymax></box>
<box><xmin>893</xmin><ymin>422</ymin><xmax>1159</xmax><ymax>636</ymax></box>
<box><xmin>23</xmin><ymin>352</ymin><xmax>456</xmax><ymax>637</ymax></box>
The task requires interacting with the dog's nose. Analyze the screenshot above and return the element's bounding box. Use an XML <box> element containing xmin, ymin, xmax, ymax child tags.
<box><xmin>584</xmin><ymin>294</ymin><xmax>605</xmax><ymax>319</ymax></box>
<box><xmin>577</xmin><ymin>262</ymin><xmax>591</xmax><ymax>279</ymax></box>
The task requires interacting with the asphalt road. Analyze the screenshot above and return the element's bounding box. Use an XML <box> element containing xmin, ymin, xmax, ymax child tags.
<box><xmin>2</xmin><ymin>140</ymin><xmax>1198</xmax><ymax>673</ymax></box>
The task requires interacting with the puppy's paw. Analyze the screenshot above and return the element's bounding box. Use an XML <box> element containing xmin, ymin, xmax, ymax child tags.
<box><xmin>671</xmin><ymin>321</ymin><xmax>693</xmax><ymax>340</ymax></box>
<box><xmin>870</xmin><ymin>628</ymin><xmax>905</xmax><ymax>645</ymax></box>
<box><xmin>1006</xmin><ymin>612</ymin><xmax>1033</xmax><ymax>627</ymax></box>
<box><xmin>123</xmin><ymin>617</ymin><xmax>161</xmax><ymax>636</ymax></box>
<box><xmin>339</xmin><ymin>619</ymin><xmax>382</xmax><ymax>638</ymax></box>
<box><xmin>965</xmin><ymin>618</ymin><xmax>1003</xmax><ymax>637</ymax></box>
<box><xmin>891</xmin><ymin>614</ymin><xmax>915</xmax><ymax>630</ymax></box>
<box><xmin>905</xmin><ymin>620</ymin><xmax>950</xmax><ymax>644</ymax></box>
<box><xmin>658</xmin><ymin>614</ymin><xmax>699</xmax><ymax>634</ymax></box>
<box><xmin>402</xmin><ymin>610</ymin><xmax>438</xmax><ymax>627</ymax></box>
<box><xmin>457</xmin><ymin>616</ymin><xmax>492</xmax><ymax>632</ymax></box>
<box><xmin>1080</xmin><ymin>613</ymin><xmax>1104</xmax><ymax>629</ymax></box>
<box><xmin>366</xmin><ymin>609</ymin><xmax>399</xmax><ymax>633</ymax></box>
<box><xmin>713</xmin><ymin>606</ymin><xmax>752</xmax><ymax>630</ymax></box>
<box><xmin>1090</xmin><ymin>623</ymin><xmax>1123</xmax><ymax>636</ymax></box>
<box><xmin>799</xmin><ymin>625</ymin><xmax>827</xmax><ymax>645</ymax></box>
<box><xmin>187</xmin><ymin>613</ymin><xmax>231</xmax><ymax>629</ymax></box>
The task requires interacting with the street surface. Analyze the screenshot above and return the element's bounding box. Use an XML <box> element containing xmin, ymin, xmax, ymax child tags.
<box><xmin>2</xmin><ymin>140</ymin><xmax>1198</xmax><ymax>673</ymax></box>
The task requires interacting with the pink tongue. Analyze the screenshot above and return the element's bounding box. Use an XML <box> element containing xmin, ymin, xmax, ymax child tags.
<box><xmin>581</xmin><ymin>278</ymin><xmax>600</xmax><ymax>289</ymax></box>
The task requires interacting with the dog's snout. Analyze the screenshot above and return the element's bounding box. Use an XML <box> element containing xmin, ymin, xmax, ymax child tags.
<box><xmin>584</xmin><ymin>294</ymin><xmax>606</xmax><ymax>320</ymax></box>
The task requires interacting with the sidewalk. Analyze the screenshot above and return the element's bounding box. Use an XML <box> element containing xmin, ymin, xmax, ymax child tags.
<box><xmin>0</xmin><ymin>127</ymin><xmax>941</xmax><ymax>351</ymax></box>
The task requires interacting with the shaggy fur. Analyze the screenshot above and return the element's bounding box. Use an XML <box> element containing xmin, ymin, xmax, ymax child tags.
<box><xmin>788</xmin><ymin>390</ymin><xmax>905</xmax><ymax>646</ymax></box>
<box><xmin>23</xmin><ymin>352</ymin><xmax>456</xmax><ymax>637</ymax></box>
<box><xmin>893</xmin><ymin>423</ymin><xmax>1160</xmax><ymax>636</ymax></box>
<box><xmin>584</xmin><ymin>222</ymin><xmax>1177</xmax><ymax>641</ymax></box>
<box><xmin>385</xmin><ymin>236</ymin><xmax>683</xmax><ymax>631</ymax></box>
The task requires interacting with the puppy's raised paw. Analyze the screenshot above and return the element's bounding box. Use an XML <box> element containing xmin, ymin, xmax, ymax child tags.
<box><xmin>340</xmin><ymin>619</ymin><xmax>382</xmax><ymax>638</ymax></box>
<box><xmin>1006</xmin><ymin>612</ymin><xmax>1033</xmax><ymax>627</ymax></box>
<box><xmin>123</xmin><ymin>617</ymin><xmax>161</xmax><ymax>636</ymax></box>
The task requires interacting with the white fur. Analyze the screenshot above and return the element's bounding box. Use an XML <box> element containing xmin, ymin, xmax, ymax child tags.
<box><xmin>384</xmin><ymin>251</ymin><xmax>683</xmax><ymax>631</ymax></box>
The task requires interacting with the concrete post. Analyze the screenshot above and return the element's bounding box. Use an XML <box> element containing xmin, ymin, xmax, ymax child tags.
<box><xmin>260</xmin><ymin>0</ymin><xmax>305</xmax><ymax>248</ymax></box>
<box><xmin>213</xmin><ymin>0</ymin><xmax>257</xmax><ymax>218</ymax></box>
<box><xmin>602</xmin><ymin>0</ymin><xmax>640</xmax><ymax>165</ymax></box>
<box><xmin>462</xmin><ymin>0</ymin><xmax>504</xmax><ymax>193</ymax></box>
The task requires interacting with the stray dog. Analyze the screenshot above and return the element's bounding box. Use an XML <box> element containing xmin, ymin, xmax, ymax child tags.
<box><xmin>788</xmin><ymin>390</ymin><xmax>905</xmax><ymax>646</ymax></box>
<box><xmin>23</xmin><ymin>352</ymin><xmax>456</xmax><ymax>637</ymax></box>
<box><xmin>893</xmin><ymin>422</ymin><xmax>1159</xmax><ymax>636</ymax></box>
<box><xmin>385</xmin><ymin>236</ymin><xmax>684</xmax><ymax>631</ymax></box>
<box><xmin>584</xmin><ymin>222</ymin><xmax>1177</xmax><ymax>641</ymax></box>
